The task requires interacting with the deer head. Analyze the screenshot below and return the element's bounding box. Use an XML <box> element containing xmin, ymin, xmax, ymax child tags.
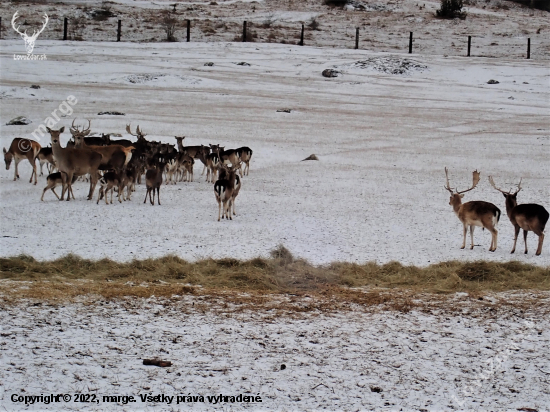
<box><xmin>12</xmin><ymin>12</ymin><xmax>49</xmax><ymax>55</ymax></box>
<box><xmin>69</xmin><ymin>119</ymin><xmax>92</xmax><ymax>146</ymax></box>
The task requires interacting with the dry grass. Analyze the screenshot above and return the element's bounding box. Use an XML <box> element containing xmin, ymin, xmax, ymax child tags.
<box><xmin>1</xmin><ymin>246</ymin><xmax>548</xmax><ymax>310</ymax></box>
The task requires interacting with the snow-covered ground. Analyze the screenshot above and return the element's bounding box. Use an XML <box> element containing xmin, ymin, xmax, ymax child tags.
<box><xmin>1</xmin><ymin>294</ymin><xmax>549</xmax><ymax>411</ymax></box>
<box><xmin>1</xmin><ymin>40</ymin><xmax>549</xmax><ymax>266</ymax></box>
<box><xmin>1</xmin><ymin>3</ymin><xmax>550</xmax><ymax>410</ymax></box>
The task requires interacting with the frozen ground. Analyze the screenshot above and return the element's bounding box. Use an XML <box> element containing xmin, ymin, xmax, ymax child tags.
<box><xmin>0</xmin><ymin>294</ymin><xmax>549</xmax><ymax>411</ymax></box>
<box><xmin>0</xmin><ymin>40</ymin><xmax>549</xmax><ymax>266</ymax></box>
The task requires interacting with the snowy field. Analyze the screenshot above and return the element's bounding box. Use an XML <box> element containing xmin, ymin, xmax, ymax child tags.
<box><xmin>0</xmin><ymin>40</ymin><xmax>549</xmax><ymax>266</ymax></box>
<box><xmin>1</xmin><ymin>4</ymin><xmax>550</xmax><ymax>409</ymax></box>
<box><xmin>1</xmin><ymin>294</ymin><xmax>549</xmax><ymax>411</ymax></box>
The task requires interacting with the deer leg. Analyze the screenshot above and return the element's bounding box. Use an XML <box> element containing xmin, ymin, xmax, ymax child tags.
<box><xmin>60</xmin><ymin>172</ymin><xmax>68</xmax><ymax>200</ymax></box>
<box><xmin>489</xmin><ymin>227</ymin><xmax>497</xmax><ymax>252</ymax></box>
<box><xmin>13</xmin><ymin>158</ymin><xmax>20</xmax><ymax>180</ymax></box>
<box><xmin>150</xmin><ymin>188</ymin><xmax>154</xmax><ymax>206</ymax></box>
<box><xmin>41</xmin><ymin>186</ymin><xmax>49</xmax><ymax>201</ymax></box>
<box><xmin>469</xmin><ymin>225</ymin><xmax>475</xmax><ymax>250</ymax></box>
<box><xmin>535</xmin><ymin>232</ymin><xmax>544</xmax><ymax>256</ymax></box>
<box><xmin>523</xmin><ymin>229</ymin><xmax>529</xmax><ymax>254</ymax></box>
<box><xmin>461</xmin><ymin>225</ymin><xmax>467</xmax><ymax>249</ymax></box>
<box><xmin>51</xmin><ymin>187</ymin><xmax>60</xmax><ymax>200</ymax></box>
<box><xmin>88</xmin><ymin>173</ymin><xmax>99</xmax><ymax>201</ymax></box>
<box><xmin>511</xmin><ymin>225</ymin><xmax>520</xmax><ymax>253</ymax></box>
<box><xmin>217</xmin><ymin>199</ymin><xmax>221</xmax><ymax>221</ymax></box>
<box><xmin>30</xmin><ymin>157</ymin><xmax>37</xmax><ymax>185</ymax></box>
<box><xmin>144</xmin><ymin>188</ymin><xmax>149</xmax><ymax>204</ymax></box>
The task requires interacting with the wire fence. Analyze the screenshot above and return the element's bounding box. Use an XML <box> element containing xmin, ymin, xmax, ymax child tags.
<box><xmin>0</xmin><ymin>14</ymin><xmax>547</xmax><ymax>60</ymax></box>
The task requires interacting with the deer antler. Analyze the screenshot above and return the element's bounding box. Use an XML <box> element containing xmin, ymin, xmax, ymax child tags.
<box><xmin>70</xmin><ymin>118</ymin><xmax>80</xmax><ymax>135</ymax></box>
<box><xmin>489</xmin><ymin>176</ymin><xmax>522</xmax><ymax>195</ymax></box>
<box><xmin>445</xmin><ymin>168</ymin><xmax>480</xmax><ymax>195</ymax></box>
<box><xmin>444</xmin><ymin>167</ymin><xmax>455</xmax><ymax>194</ymax></box>
<box><xmin>81</xmin><ymin>119</ymin><xmax>91</xmax><ymax>136</ymax></box>
<box><xmin>456</xmin><ymin>170</ymin><xmax>480</xmax><ymax>194</ymax></box>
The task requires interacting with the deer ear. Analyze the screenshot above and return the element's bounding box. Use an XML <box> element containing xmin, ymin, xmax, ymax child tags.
<box><xmin>3</xmin><ymin>147</ymin><xmax>7</xmax><ymax>154</ymax></box>
<box><xmin>60</xmin><ymin>126</ymin><xmax>65</xmax><ymax>133</ymax></box>
<box><xmin>46</xmin><ymin>127</ymin><xmax>51</xmax><ymax>133</ymax></box>
<box><xmin>459</xmin><ymin>194</ymin><xmax>465</xmax><ymax>199</ymax></box>
<box><xmin>502</xmin><ymin>193</ymin><xmax>507</xmax><ymax>198</ymax></box>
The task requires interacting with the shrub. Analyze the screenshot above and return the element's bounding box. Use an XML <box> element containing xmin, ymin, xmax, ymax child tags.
<box><xmin>436</xmin><ymin>0</ymin><xmax>467</xmax><ymax>18</ymax></box>
<box><xmin>323</xmin><ymin>0</ymin><xmax>348</xmax><ymax>7</ymax></box>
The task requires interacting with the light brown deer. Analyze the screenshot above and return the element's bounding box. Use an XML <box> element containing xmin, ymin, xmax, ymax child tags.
<box><xmin>71</xmin><ymin>120</ymin><xmax>134</xmax><ymax>172</ymax></box>
<box><xmin>3</xmin><ymin>138</ymin><xmax>41</xmax><ymax>184</ymax></box>
<box><xmin>47</xmin><ymin>127</ymin><xmax>103</xmax><ymax>200</ymax></box>
<box><xmin>445</xmin><ymin>168</ymin><xmax>501</xmax><ymax>252</ymax></box>
<box><xmin>489</xmin><ymin>176</ymin><xmax>549</xmax><ymax>256</ymax></box>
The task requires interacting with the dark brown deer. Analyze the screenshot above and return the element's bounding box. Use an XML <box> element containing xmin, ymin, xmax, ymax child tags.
<box><xmin>236</xmin><ymin>146</ymin><xmax>253</xmax><ymax>176</ymax></box>
<box><xmin>214</xmin><ymin>165</ymin><xmax>238</xmax><ymax>221</ymax></box>
<box><xmin>97</xmin><ymin>171</ymin><xmax>123</xmax><ymax>204</ymax></box>
<box><xmin>41</xmin><ymin>172</ymin><xmax>77</xmax><ymax>201</ymax></box>
<box><xmin>445</xmin><ymin>168</ymin><xmax>501</xmax><ymax>252</ymax></box>
<box><xmin>37</xmin><ymin>146</ymin><xmax>56</xmax><ymax>176</ymax></box>
<box><xmin>489</xmin><ymin>176</ymin><xmax>549</xmax><ymax>255</ymax></box>
<box><xmin>144</xmin><ymin>156</ymin><xmax>166</xmax><ymax>206</ymax></box>
<box><xmin>3</xmin><ymin>138</ymin><xmax>41</xmax><ymax>184</ymax></box>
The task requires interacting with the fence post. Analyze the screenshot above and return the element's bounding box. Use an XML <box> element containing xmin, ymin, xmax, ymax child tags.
<box><xmin>299</xmin><ymin>24</ymin><xmax>304</xmax><ymax>46</ymax></box>
<box><xmin>409</xmin><ymin>32</ymin><xmax>413</xmax><ymax>53</ymax></box>
<box><xmin>63</xmin><ymin>17</ymin><xmax>68</xmax><ymax>40</ymax></box>
<box><xmin>243</xmin><ymin>21</ymin><xmax>247</xmax><ymax>42</ymax></box>
<box><xmin>187</xmin><ymin>20</ymin><xmax>190</xmax><ymax>42</ymax></box>
<box><xmin>527</xmin><ymin>38</ymin><xmax>530</xmax><ymax>59</ymax></box>
<box><xmin>467</xmin><ymin>35</ymin><xmax>471</xmax><ymax>57</ymax></box>
<box><xmin>117</xmin><ymin>20</ymin><xmax>121</xmax><ymax>42</ymax></box>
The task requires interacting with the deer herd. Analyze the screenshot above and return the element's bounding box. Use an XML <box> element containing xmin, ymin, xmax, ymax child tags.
<box><xmin>3</xmin><ymin>120</ymin><xmax>253</xmax><ymax>222</ymax></box>
<box><xmin>2</xmin><ymin>126</ymin><xmax>548</xmax><ymax>254</ymax></box>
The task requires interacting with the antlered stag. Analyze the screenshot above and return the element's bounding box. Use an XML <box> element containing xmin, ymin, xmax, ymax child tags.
<box><xmin>489</xmin><ymin>176</ymin><xmax>549</xmax><ymax>256</ymax></box>
<box><xmin>444</xmin><ymin>168</ymin><xmax>500</xmax><ymax>252</ymax></box>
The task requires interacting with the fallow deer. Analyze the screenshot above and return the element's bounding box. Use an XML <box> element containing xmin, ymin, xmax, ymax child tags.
<box><xmin>219</xmin><ymin>166</ymin><xmax>241</xmax><ymax>217</ymax></box>
<box><xmin>41</xmin><ymin>172</ymin><xmax>77</xmax><ymax>201</ymax></box>
<box><xmin>97</xmin><ymin>171</ymin><xmax>123</xmax><ymax>204</ymax></box>
<box><xmin>3</xmin><ymin>138</ymin><xmax>41</xmax><ymax>184</ymax></box>
<box><xmin>236</xmin><ymin>146</ymin><xmax>253</xmax><ymax>176</ymax></box>
<box><xmin>445</xmin><ymin>168</ymin><xmax>500</xmax><ymax>252</ymax></box>
<box><xmin>144</xmin><ymin>156</ymin><xmax>166</xmax><ymax>206</ymax></box>
<box><xmin>47</xmin><ymin>127</ymin><xmax>103</xmax><ymax>200</ymax></box>
<box><xmin>37</xmin><ymin>146</ymin><xmax>56</xmax><ymax>176</ymax></box>
<box><xmin>71</xmin><ymin>120</ymin><xmax>134</xmax><ymax>172</ymax></box>
<box><xmin>214</xmin><ymin>165</ymin><xmax>238</xmax><ymax>221</ymax></box>
<box><xmin>489</xmin><ymin>176</ymin><xmax>549</xmax><ymax>255</ymax></box>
